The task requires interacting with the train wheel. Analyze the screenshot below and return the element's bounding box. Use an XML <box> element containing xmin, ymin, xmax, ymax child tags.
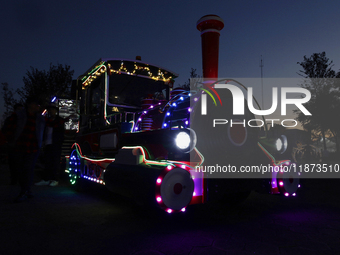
<box><xmin>156</xmin><ymin>167</ymin><xmax>194</xmax><ymax>212</ymax></box>
<box><xmin>277</xmin><ymin>170</ymin><xmax>300</xmax><ymax>197</ymax></box>
<box><xmin>68</xmin><ymin>149</ymin><xmax>82</xmax><ymax>186</ymax></box>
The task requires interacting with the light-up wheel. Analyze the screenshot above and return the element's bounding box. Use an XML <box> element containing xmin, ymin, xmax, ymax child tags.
<box><xmin>156</xmin><ymin>167</ymin><xmax>194</xmax><ymax>212</ymax></box>
<box><xmin>68</xmin><ymin>149</ymin><xmax>81</xmax><ymax>185</ymax></box>
<box><xmin>277</xmin><ymin>170</ymin><xmax>300</xmax><ymax>197</ymax></box>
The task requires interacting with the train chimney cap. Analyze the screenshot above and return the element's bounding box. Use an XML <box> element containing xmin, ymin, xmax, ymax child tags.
<box><xmin>196</xmin><ymin>14</ymin><xmax>224</xmax><ymax>32</ymax></box>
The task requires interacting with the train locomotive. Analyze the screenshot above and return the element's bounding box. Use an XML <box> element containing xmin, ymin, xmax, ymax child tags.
<box><xmin>65</xmin><ymin>15</ymin><xmax>300</xmax><ymax>213</ymax></box>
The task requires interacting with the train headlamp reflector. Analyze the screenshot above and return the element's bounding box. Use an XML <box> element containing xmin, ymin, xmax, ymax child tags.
<box><xmin>276</xmin><ymin>139</ymin><xmax>283</xmax><ymax>151</ymax></box>
<box><xmin>275</xmin><ymin>135</ymin><xmax>288</xmax><ymax>154</ymax></box>
<box><xmin>175</xmin><ymin>132</ymin><xmax>190</xmax><ymax>150</ymax></box>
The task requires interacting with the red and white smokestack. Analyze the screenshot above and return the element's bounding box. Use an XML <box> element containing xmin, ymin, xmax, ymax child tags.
<box><xmin>196</xmin><ymin>15</ymin><xmax>224</xmax><ymax>80</ymax></box>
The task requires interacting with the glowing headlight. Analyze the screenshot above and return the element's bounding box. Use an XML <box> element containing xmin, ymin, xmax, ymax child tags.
<box><xmin>275</xmin><ymin>138</ymin><xmax>283</xmax><ymax>151</ymax></box>
<box><xmin>175</xmin><ymin>132</ymin><xmax>191</xmax><ymax>150</ymax></box>
<box><xmin>275</xmin><ymin>135</ymin><xmax>288</xmax><ymax>154</ymax></box>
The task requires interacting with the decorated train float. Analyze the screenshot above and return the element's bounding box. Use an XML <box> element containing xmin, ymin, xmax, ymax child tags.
<box><xmin>65</xmin><ymin>15</ymin><xmax>300</xmax><ymax>213</ymax></box>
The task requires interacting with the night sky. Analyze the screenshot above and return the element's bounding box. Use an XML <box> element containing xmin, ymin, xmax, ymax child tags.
<box><xmin>1</xmin><ymin>0</ymin><xmax>340</xmax><ymax>118</ymax></box>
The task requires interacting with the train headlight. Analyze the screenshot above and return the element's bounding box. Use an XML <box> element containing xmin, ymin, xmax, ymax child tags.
<box><xmin>175</xmin><ymin>132</ymin><xmax>191</xmax><ymax>150</ymax></box>
<box><xmin>275</xmin><ymin>135</ymin><xmax>288</xmax><ymax>154</ymax></box>
<box><xmin>174</xmin><ymin>129</ymin><xmax>197</xmax><ymax>153</ymax></box>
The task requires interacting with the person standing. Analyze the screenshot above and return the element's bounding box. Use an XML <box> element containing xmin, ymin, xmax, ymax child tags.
<box><xmin>35</xmin><ymin>105</ymin><xmax>65</xmax><ymax>187</ymax></box>
<box><xmin>1</xmin><ymin>103</ymin><xmax>24</xmax><ymax>185</ymax></box>
<box><xmin>5</xmin><ymin>97</ymin><xmax>45</xmax><ymax>202</ymax></box>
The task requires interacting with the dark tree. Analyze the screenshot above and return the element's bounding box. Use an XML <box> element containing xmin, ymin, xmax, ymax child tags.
<box><xmin>17</xmin><ymin>63</ymin><xmax>74</xmax><ymax>106</ymax></box>
<box><xmin>180</xmin><ymin>68</ymin><xmax>201</xmax><ymax>90</ymax></box>
<box><xmin>295</xmin><ymin>52</ymin><xmax>340</xmax><ymax>152</ymax></box>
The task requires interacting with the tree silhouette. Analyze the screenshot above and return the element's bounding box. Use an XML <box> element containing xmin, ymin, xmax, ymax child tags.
<box><xmin>17</xmin><ymin>63</ymin><xmax>74</xmax><ymax>106</ymax></box>
<box><xmin>180</xmin><ymin>68</ymin><xmax>201</xmax><ymax>90</ymax></box>
<box><xmin>295</xmin><ymin>52</ymin><xmax>340</xmax><ymax>152</ymax></box>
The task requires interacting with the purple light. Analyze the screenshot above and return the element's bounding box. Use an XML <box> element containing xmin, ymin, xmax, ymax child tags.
<box><xmin>298</xmin><ymin>184</ymin><xmax>301</xmax><ymax>188</ymax></box>
<box><xmin>284</xmin><ymin>193</ymin><xmax>289</xmax><ymax>197</ymax></box>
<box><xmin>135</xmin><ymin>127</ymin><xmax>138</xmax><ymax>131</ymax></box>
<box><xmin>167</xmin><ymin>209</ymin><xmax>172</xmax><ymax>214</ymax></box>
<box><xmin>292</xmin><ymin>193</ymin><xmax>296</xmax><ymax>196</ymax></box>
<box><xmin>138</xmin><ymin>118</ymin><xmax>142</xmax><ymax>121</ymax></box>
<box><xmin>143</xmin><ymin>111</ymin><xmax>147</xmax><ymax>114</ymax></box>
<box><xmin>156</xmin><ymin>196</ymin><xmax>162</xmax><ymax>202</ymax></box>
<box><xmin>156</xmin><ymin>178</ymin><xmax>162</xmax><ymax>184</ymax></box>
<box><xmin>188</xmin><ymin>108</ymin><xmax>192</xmax><ymax>112</ymax></box>
<box><xmin>150</xmin><ymin>105</ymin><xmax>154</xmax><ymax>108</ymax></box>
<box><xmin>279</xmin><ymin>181</ymin><xmax>284</xmax><ymax>186</ymax></box>
<box><xmin>185</xmin><ymin>121</ymin><xmax>189</xmax><ymax>125</ymax></box>
<box><xmin>194</xmin><ymin>98</ymin><xmax>198</xmax><ymax>102</ymax></box>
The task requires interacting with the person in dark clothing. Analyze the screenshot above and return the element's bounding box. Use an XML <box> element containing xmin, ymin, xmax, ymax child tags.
<box><xmin>4</xmin><ymin>98</ymin><xmax>45</xmax><ymax>202</ymax></box>
<box><xmin>35</xmin><ymin>105</ymin><xmax>65</xmax><ymax>186</ymax></box>
<box><xmin>1</xmin><ymin>103</ymin><xmax>24</xmax><ymax>185</ymax></box>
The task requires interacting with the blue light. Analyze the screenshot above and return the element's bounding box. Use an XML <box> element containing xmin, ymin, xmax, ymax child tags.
<box><xmin>51</xmin><ymin>97</ymin><xmax>56</xmax><ymax>103</ymax></box>
<box><xmin>172</xmin><ymin>103</ymin><xmax>177</xmax><ymax>107</ymax></box>
<box><xmin>180</xmin><ymin>97</ymin><xmax>184</xmax><ymax>100</ymax></box>
<box><xmin>166</xmin><ymin>112</ymin><xmax>170</xmax><ymax>116</ymax></box>
<box><xmin>163</xmin><ymin>123</ymin><xmax>167</xmax><ymax>127</ymax></box>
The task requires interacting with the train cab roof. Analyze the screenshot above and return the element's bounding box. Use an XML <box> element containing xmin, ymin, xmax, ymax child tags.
<box><xmin>78</xmin><ymin>58</ymin><xmax>178</xmax><ymax>88</ymax></box>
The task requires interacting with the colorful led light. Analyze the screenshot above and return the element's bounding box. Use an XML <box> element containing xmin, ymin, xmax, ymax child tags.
<box><xmin>181</xmin><ymin>208</ymin><xmax>186</xmax><ymax>212</ymax></box>
<box><xmin>279</xmin><ymin>181</ymin><xmax>284</xmax><ymax>186</ymax></box>
<box><xmin>284</xmin><ymin>193</ymin><xmax>289</xmax><ymax>197</ymax></box>
<box><xmin>156</xmin><ymin>178</ymin><xmax>162</xmax><ymax>184</ymax></box>
<box><xmin>156</xmin><ymin>196</ymin><xmax>162</xmax><ymax>202</ymax></box>
<box><xmin>167</xmin><ymin>209</ymin><xmax>172</xmax><ymax>214</ymax></box>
